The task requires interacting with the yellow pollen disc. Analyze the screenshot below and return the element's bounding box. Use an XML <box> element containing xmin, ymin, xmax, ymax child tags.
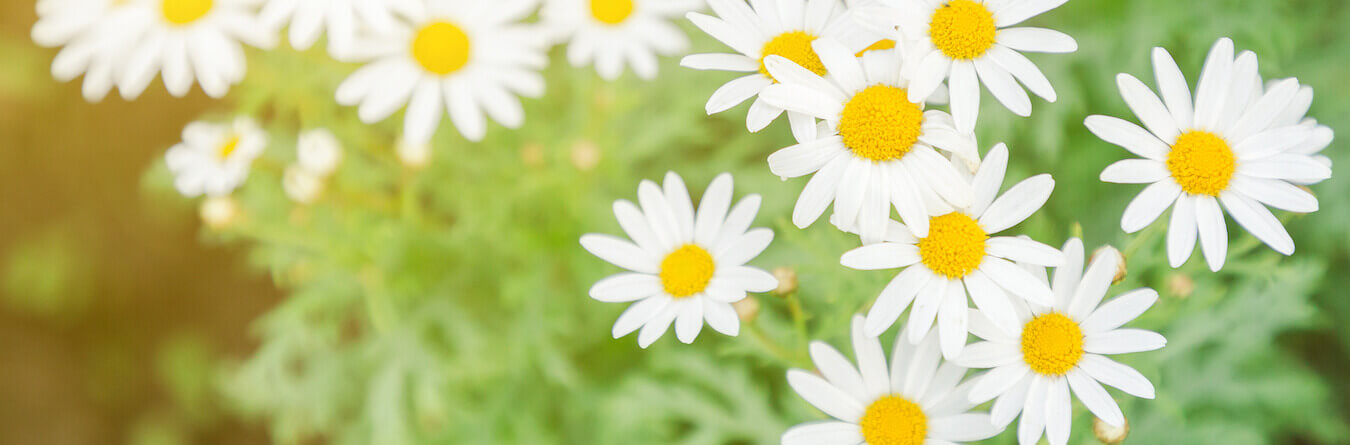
<box><xmin>859</xmin><ymin>395</ymin><xmax>928</xmax><ymax>445</ymax></box>
<box><xmin>161</xmin><ymin>0</ymin><xmax>213</xmax><ymax>25</ymax></box>
<box><xmin>856</xmin><ymin>39</ymin><xmax>897</xmax><ymax>57</ymax></box>
<box><xmin>411</xmin><ymin>21</ymin><xmax>471</xmax><ymax>76</ymax></box>
<box><xmin>918</xmin><ymin>212</ymin><xmax>987</xmax><ymax>279</ymax></box>
<box><xmin>928</xmin><ymin>0</ymin><xmax>997</xmax><ymax>60</ymax></box>
<box><xmin>590</xmin><ymin>0</ymin><xmax>634</xmax><ymax>25</ymax></box>
<box><xmin>839</xmin><ymin>85</ymin><xmax>925</xmax><ymax>162</ymax></box>
<box><xmin>1021</xmin><ymin>312</ymin><xmax>1085</xmax><ymax>376</ymax></box>
<box><xmin>217</xmin><ymin>135</ymin><xmax>241</xmax><ymax>160</ymax></box>
<box><xmin>660</xmin><ymin>244</ymin><xmax>715</xmax><ymax>298</ymax></box>
<box><xmin>759</xmin><ymin>31</ymin><xmax>826</xmax><ymax>80</ymax></box>
<box><xmin>1166</xmin><ymin>130</ymin><xmax>1236</xmax><ymax>196</ymax></box>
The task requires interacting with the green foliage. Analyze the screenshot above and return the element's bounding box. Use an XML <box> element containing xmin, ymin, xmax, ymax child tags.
<box><xmin>138</xmin><ymin>0</ymin><xmax>1350</xmax><ymax>443</ymax></box>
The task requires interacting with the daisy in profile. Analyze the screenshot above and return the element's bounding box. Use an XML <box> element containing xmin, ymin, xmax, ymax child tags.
<box><xmin>336</xmin><ymin>0</ymin><xmax>548</xmax><ymax>143</ymax></box>
<box><xmin>855</xmin><ymin>0</ymin><xmax>1076</xmax><ymax>133</ymax></box>
<box><xmin>783</xmin><ymin>315</ymin><xmax>1001</xmax><ymax>445</ymax></box>
<box><xmin>681</xmin><ymin>0</ymin><xmax>880</xmax><ymax>139</ymax></box>
<box><xmin>31</xmin><ymin>0</ymin><xmax>139</xmax><ymax>101</ymax></box>
<box><xmin>165</xmin><ymin>117</ymin><xmax>267</xmax><ymax>197</ymax></box>
<box><xmin>581</xmin><ymin>172</ymin><xmax>777</xmax><ymax>348</ymax></box>
<box><xmin>957</xmin><ymin>239</ymin><xmax>1165</xmax><ymax>445</ymax></box>
<box><xmin>114</xmin><ymin>0</ymin><xmax>277</xmax><ymax>99</ymax></box>
<box><xmin>1087</xmin><ymin>38</ymin><xmax>1332</xmax><ymax>271</ymax></box>
<box><xmin>757</xmin><ymin>38</ymin><xmax>975</xmax><ymax>243</ymax></box>
<box><xmin>258</xmin><ymin>0</ymin><xmax>421</xmax><ymax>55</ymax></box>
<box><xmin>840</xmin><ymin>143</ymin><xmax>1060</xmax><ymax>359</ymax></box>
<box><xmin>543</xmin><ymin>0</ymin><xmax>700</xmax><ymax>80</ymax></box>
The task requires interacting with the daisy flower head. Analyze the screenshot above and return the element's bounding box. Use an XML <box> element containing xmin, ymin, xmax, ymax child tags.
<box><xmin>680</xmin><ymin>0</ymin><xmax>882</xmax><ymax>139</ymax></box>
<box><xmin>543</xmin><ymin>0</ymin><xmax>701</xmax><ymax>80</ymax></box>
<box><xmin>782</xmin><ymin>315</ymin><xmax>1001</xmax><ymax>445</ymax></box>
<box><xmin>580</xmin><ymin>172</ymin><xmax>777</xmax><ymax>348</ymax></box>
<box><xmin>335</xmin><ymin>0</ymin><xmax>548</xmax><ymax>143</ymax></box>
<box><xmin>165</xmin><ymin>117</ymin><xmax>267</xmax><ymax>197</ymax></box>
<box><xmin>855</xmin><ymin>0</ymin><xmax>1077</xmax><ymax>133</ymax></box>
<box><xmin>32</xmin><ymin>0</ymin><xmax>141</xmax><ymax>102</ymax></box>
<box><xmin>1087</xmin><ymin>38</ymin><xmax>1333</xmax><ymax>271</ymax></box>
<box><xmin>958</xmin><ymin>238</ymin><xmax>1165</xmax><ymax>445</ymax></box>
<box><xmin>757</xmin><ymin>37</ymin><xmax>975</xmax><ymax>244</ymax></box>
<box><xmin>109</xmin><ymin>0</ymin><xmax>277</xmax><ymax>99</ymax></box>
<box><xmin>258</xmin><ymin>0</ymin><xmax>422</xmax><ymax>55</ymax></box>
<box><xmin>839</xmin><ymin>142</ymin><xmax>1061</xmax><ymax>359</ymax></box>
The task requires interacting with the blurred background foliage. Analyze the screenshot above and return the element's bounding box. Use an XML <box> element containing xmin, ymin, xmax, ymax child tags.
<box><xmin>2</xmin><ymin>0</ymin><xmax>1348</xmax><ymax>444</ymax></box>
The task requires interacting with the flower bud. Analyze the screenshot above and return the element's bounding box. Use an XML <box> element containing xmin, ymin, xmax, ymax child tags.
<box><xmin>733</xmin><ymin>297</ymin><xmax>759</xmax><ymax>323</ymax></box>
<box><xmin>199</xmin><ymin>195</ymin><xmax>239</xmax><ymax>230</ymax></box>
<box><xmin>396</xmin><ymin>137</ymin><xmax>431</xmax><ymax>169</ymax></box>
<box><xmin>1165</xmin><ymin>273</ymin><xmax>1194</xmax><ymax>299</ymax></box>
<box><xmin>1092</xmin><ymin>246</ymin><xmax>1127</xmax><ymax>284</ymax></box>
<box><xmin>521</xmin><ymin>142</ymin><xmax>545</xmax><ymax>167</ymax></box>
<box><xmin>772</xmin><ymin>267</ymin><xmax>798</xmax><ymax>296</ymax></box>
<box><xmin>569</xmin><ymin>140</ymin><xmax>600</xmax><ymax>171</ymax></box>
<box><xmin>1093</xmin><ymin>414</ymin><xmax>1129</xmax><ymax>444</ymax></box>
<box><xmin>283</xmin><ymin>165</ymin><xmax>324</xmax><ymax>204</ymax></box>
<box><xmin>296</xmin><ymin>128</ymin><xmax>343</xmax><ymax>176</ymax></box>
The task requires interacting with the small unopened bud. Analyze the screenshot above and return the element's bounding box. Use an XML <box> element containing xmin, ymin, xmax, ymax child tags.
<box><xmin>772</xmin><ymin>267</ymin><xmax>798</xmax><ymax>296</ymax></box>
<box><xmin>1093</xmin><ymin>414</ymin><xmax>1129</xmax><ymax>444</ymax></box>
<box><xmin>1165</xmin><ymin>273</ymin><xmax>1194</xmax><ymax>299</ymax></box>
<box><xmin>199</xmin><ymin>195</ymin><xmax>239</xmax><ymax>230</ymax></box>
<box><xmin>1092</xmin><ymin>246</ymin><xmax>1127</xmax><ymax>284</ymax></box>
<box><xmin>569</xmin><ymin>140</ymin><xmax>600</xmax><ymax>171</ymax></box>
<box><xmin>296</xmin><ymin>128</ymin><xmax>343</xmax><ymax>176</ymax></box>
<box><xmin>521</xmin><ymin>142</ymin><xmax>544</xmax><ymax>167</ymax></box>
<box><xmin>733</xmin><ymin>297</ymin><xmax>759</xmax><ymax>323</ymax></box>
<box><xmin>283</xmin><ymin>165</ymin><xmax>324</xmax><ymax>204</ymax></box>
<box><xmin>396</xmin><ymin>137</ymin><xmax>431</xmax><ymax>169</ymax></box>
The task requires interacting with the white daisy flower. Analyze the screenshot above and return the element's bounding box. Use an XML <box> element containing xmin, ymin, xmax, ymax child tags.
<box><xmin>336</xmin><ymin>0</ymin><xmax>548</xmax><ymax>143</ymax></box>
<box><xmin>957</xmin><ymin>239</ymin><xmax>1165</xmax><ymax>445</ymax></box>
<box><xmin>165</xmin><ymin>117</ymin><xmax>267</xmax><ymax>197</ymax></box>
<box><xmin>681</xmin><ymin>0</ymin><xmax>883</xmax><ymax>140</ymax></box>
<box><xmin>840</xmin><ymin>143</ymin><xmax>1061</xmax><ymax>359</ymax></box>
<box><xmin>283</xmin><ymin>165</ymin><xmax>324</xmax><ymax>204</ymax></box>
<box><xmin>543</xmin><ymin>0</ymin><xmax>700</xmax><ymax>80</ymax></box>
<box><xmin>31</xmin><ymin>0</ymin><xmax>141</xmax><ymax>101</ymax></box>
<box><xmin>756</xmin><ymin>38</ymin><xmax>976</xmax><ymax>243</ymax></box>
<box><xmin>580</xmin><ymin>172</ymin><xmax>777</xmax><ymax>348</ymax></box>
<box><xmin>112</xmin><ymin>0</ymin><xmax>277</xmax><ymax>99</ymax></box>
<box><xmin>783</xmin><ymin>315</ymin><xmax>1001</xmax><ymax>445</ymax></box>
<box><xmin>856</xmin><ymin>0</ymin><xmax>1077</xmax><ymax>133</ymax></box>
<box><xmin>1086</xmin><ymin>38</ymin><xmax>1333</xmax><ymax>271</ymax></box>
<box><xmin>296</xmin><ymin>128</ymin><xmax>343</xmax><ymax>176</ymax></box>
<box><xmin>259</xmin><ymin>0</ymin><xmax>421</xmax><ymax>55</ymax></box>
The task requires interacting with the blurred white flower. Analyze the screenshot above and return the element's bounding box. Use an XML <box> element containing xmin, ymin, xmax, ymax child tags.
<box><xmin>782</xmin><ymin>316</ymin><xmax>1002</xmax><ymax>445</ymax></box>
<box><xmin>283</xmin><ymin>165</ymin><xmax>324</xmax><ymax>204</ymax></box>
<box><xmin>259</xmin><ymin>0</ymin><xmax>420</xmax><ymax>55</ymax></box>
<box><xmin>396</xmin><ymin>137</ymin><xmax>431</xmax><ymax>169</ymax></box>
<box><xmin>31</xmin><ymin>0</ymin><xmax>140</xmax><ymax>101</ymax></box>
<box><xmin>336</xmin><ymin>0</ymin><xmax>549</xmax><ymax>142</ymax></box>
<box><xmin>580</xmin><ymin>172</ymin><xmax>777</xmax><ymax>348</ymax></box>
<box><xmin>543</xmin><ymin>0</ymin><xmax>700</xmax><ymax>80</ymax></box>
<box><xmin>958</xmin><ymin>239</ymin><xmax>1164</xmax><ymax>445</ymax></box>
<box><xmin>165</xmin><ymin>117</ymin><xmax>267</xmax><ymax>197</ymax></box>
<box><xmin>1088</xmin><ymin>38</ymin><xmax>1331</xmax><ymax>271</ymax></box>
<box><xmin>296</xmin><ymin>128</ymin><xmax>343</xmax><ymax>176</ymax></box>
<box><xmin>199</xmin><ymin>195</ymin><xmax>240</xmax><ymax>229</ymax></box>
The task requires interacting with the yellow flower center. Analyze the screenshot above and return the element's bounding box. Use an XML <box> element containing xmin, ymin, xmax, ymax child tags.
<box><xmin>859</xmin><ymin>395</ymin><xmax>928</xmax><ymax>445</ymax></box>
<box><xmin>660</xmin><ymin>244</ymin><xmax>715</xmax><ymax>297</ymax></box>
<box><xmin>161</xmin><ymin>0</ymin><xmax>212</xmax><ymax>25</ymax></box>
<box><xmin>759</xmin><ymin>31</ymin><xmax>826</xmax><ymax>80</ymax></box>
<box><xmin>918</xmin><ymin>213</ymin><xmax>987</xmax><ymax>279</ymax></box>
<box><xmin>838</xmin><ymin>85</ymin><xmax>925</xmax><ymax>162</ymax></box>
<box><xmin>1021</xmin><ymin>312</ymin><xmax>1085</xmax><ymax>376</ymax></box>
<box><xmin>1166</xmin><ymin>130</ymin><xmax>1236</xmax><ymax>196</ymax></box>
<box><xmin>411</xmin><ymin>21</ymin><xmax>471</xmax><ymax>76</ymax></box>
<box><xmin>590</xmin><ymin>0</ymin><xmax>634</xmax><ymax>25</ymax></box>
<box><xmin>928</xmin><ymin>0</ymin><xmax>997</xmax><ymax>60</ymax></box>
<box><xmin>217</xmin><ymin>135</ymin><xmax>240</xmax><ymax>160</ymax></box>
<box><xmin>856</xmin><ymin>39</ymin><xmax>897</xmax><ymax>57</ymax></box>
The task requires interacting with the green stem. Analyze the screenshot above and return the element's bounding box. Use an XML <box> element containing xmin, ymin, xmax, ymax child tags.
<box><xmin>745</xmin><ymin>322</ymin><xmax>809</xmax><ymax>368</ymax></box>
<box><xmin>785</xmin><ymin>292</ymin><xmax>808</xmax><ymax>349</ymax></box>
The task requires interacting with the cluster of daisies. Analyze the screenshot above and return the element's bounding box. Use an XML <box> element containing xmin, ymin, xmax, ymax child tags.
<box><xmin>580</xmin><ymin>0</ymin><xmax>1333</xmax><ymax>444</ymax></box>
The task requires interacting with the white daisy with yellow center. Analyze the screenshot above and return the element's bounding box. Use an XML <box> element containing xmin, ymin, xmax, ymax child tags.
<box><xmin>840</xmin><ymin>143</ymin><xmax>1061</xmax><ymax>359</ymax></box>
<box><xmin>105</xmin><ymin>0</ymin><xmax>277</xmax><ymax>99</ymax></box>
<box><xmin>1086</xmin><ymin>38</ymin><xmax>1332</xmax><ymax>271</ymax></box>
<box><xmin>680</xmin><ymin>0</ymin><xmax>883</xmax><ymax>140</ymax></box>
<box><xmin>855</xmin><ymin>0</ymin><xmax>1076</xmax><ymax>133</ymax></box>
<box><xmin>258</xmin><ymin>0</ymin><xmax>422</xmax><ymax>55</ymax></box>
<box><xmin>783</xmin><ymin>316</ymin><xmax>1001</xmax><ymax>445</ymax></box>
<box><xmin>165</xmin><ymin>117</ymin><xmax>267</xmax><ymax>197</ymax></box>
<box><xmin>755</xmin><ymin>37</ymin><xmax>974</xmax><ymax>244</ymax></box>
<box><xmin>336</xmin><ymin>0</ymin><xmax>549</xmax><ymax>143</ymax></box>
<box><xmin>543</xmin><ymin>0</ymin><xmax>700</xmax><ymax>80</ymax></box>
<box><xmin>957</xmin><ymin>239</ymin><xmax>1165</xmax><ymax>445</ymax></box>
<box><xmin>581</xmin><ymin>172</ymin><xmax>777</xmax><ymax>348</ymax></box>
<box><xmin>31</xmin><ymin>0</ymin><xmax>144</xmax><ymax>101</ymax></box>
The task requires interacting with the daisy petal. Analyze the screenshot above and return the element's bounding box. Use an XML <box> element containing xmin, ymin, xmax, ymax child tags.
<box><xmin>995</xmin><ymin>27</ymin><xmax>1076</xmax><ymax>53</ymax></box>
<box><xmin>1219</xmin><ymin>192</ymin><xmax>1294</xmax><ymax>255</ymax></box>
<box><xmin>702</xmin><ymin>299</ymin><xmax>740</xmax><ymax>336</ymax></box>
<box><xmin>1067</xmin><ymin>369</ymin><xmax>1125</xmax><ymax>427</ymax></box>
<box><xmin>981</xmin><ymin>256</ymin><xmax>1054</xmax><ymax>306</ymax></box>
<box><xmin>1194</xmin><ymin>195</ymin><xmax>1228</xmax><ymax>271</ymax></box>
<box><xmin>787</xmin><ymin>369</ymin><xmax>866</xmax><ymax>422</ymax></box>
<box><xmin>1117</xmin><ymin>73</ymin><xmax>1180</xmax><ymax>144</ymax></box>
<box><xmin>580</xmin><ymin>234</ymin><xmax>658</xmax><ymax>273</ymax></box>
<box><xmin>1067</xmin><ymin>246</ymin><xmax>1120</xmax><ymax>320</ymax></box>
<box><xmin>589</xmin><ymin>273</ymin><xmax>661</xmax><ymax>302</ymax></box>
<box><xmin>1084</xmin><ymin>115</ymin><xmax>1169</xmax><ymax>160</ymax></box>
<box><xmin>929</xmin><ymin>413</ymin><xmax>1003</xmax><ymax>441</ymax></box>
<box><xmin>841</xmin><ymin>243</ymin><xmax>921</xmax><ymax>270</ymax></box>
<box><xmin>1120</xmin><ymin>180</ymin><xmax>1181</xmax><ymax>233</ymax></box>
<box><xmin>1083</xmin><ymin>328</ymin><xmax>1167</xmax><ymax>354</ymax></box>
<box><xmin>866</xmin><ymin>267</ymin><xmax>932</xmax><ymax>336</ymax></box>
<box><xmin>1080</xmin><ymin>288</ymin><xmax>1158</xmax><ymax>335</ymax></box>
<box><xmin>1100</xmin><ymin>159</ymin><xmax>1168</xmax><ymax>184</ymax></box>
<box><xmin>986</xmin><ymin>236</ymin><xmax>1064</xmax><ymax>266</ymax></box>
<box><xmin>1151</xmin><ymin>47</ymin><xmax>1193</xmax><ymax>129</ymax></box>
<box><xmin>968</xmin><ymin>362</ymin><xmax>1030</xmax><ymax>404</ymax></box>
<box><xmin>1045</xmin><ymin>377</ymin><xmax>1072</xmax><ymax>445</ymax></box>
<box><xmin>781</xmin><ymin>421</ymin><xmax>863</xmax><ymax>445</ymax></box>
<box><xmin>810</xmin><ymin>341</ymin><xmax>867</xmax><ymax>402</ymax></box>
<box><xmin>979</xmin><ymin>174</ymin><xmax>1055</xmax><ymax>234</ymax></box>
<box><xmin>1077</xmin><ymin>354</ymin><xmax>1156</xmax><ymax>398</ymax></box>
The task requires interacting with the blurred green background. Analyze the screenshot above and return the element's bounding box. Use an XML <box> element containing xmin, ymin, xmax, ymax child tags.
<box><xmin>2</xmin><ymin>0</ymin><xmax>1349</xmax><ymax>444</ymax></box>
